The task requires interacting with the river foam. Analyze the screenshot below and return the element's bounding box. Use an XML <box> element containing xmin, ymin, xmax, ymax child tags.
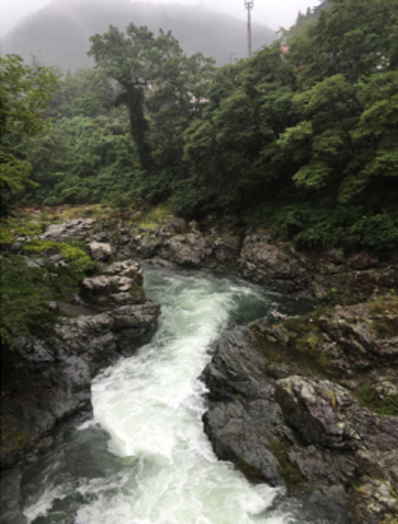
<box><xmin>21</xmin><ymin>268</ymin><xmax>314</xmax><ymax>524</ymax></box>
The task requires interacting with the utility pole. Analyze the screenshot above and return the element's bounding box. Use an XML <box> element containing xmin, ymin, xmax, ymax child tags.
<box><xmin>244</xmin><ymin>0</ymin><xmax>253</xmax><ymax>58</ymax></box>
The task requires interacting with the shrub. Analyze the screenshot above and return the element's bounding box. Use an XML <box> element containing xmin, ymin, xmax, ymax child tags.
<box><xmin>349</xmin><ymin>213</ymin><xmax>398</xmax><ymax>254</ymax></box>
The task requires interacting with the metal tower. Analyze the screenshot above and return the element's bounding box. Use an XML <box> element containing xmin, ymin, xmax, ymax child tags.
<box><xmin>244</xmin><ymin>0</ymin><xmax>254</xmax><ymax>58</ymax></box>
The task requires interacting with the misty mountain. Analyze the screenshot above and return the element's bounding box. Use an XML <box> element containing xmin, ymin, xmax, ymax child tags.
<box><xmin>1</xmin><ymin>0</ymin><xmax>276</xmax><ymax>71</ymax></box>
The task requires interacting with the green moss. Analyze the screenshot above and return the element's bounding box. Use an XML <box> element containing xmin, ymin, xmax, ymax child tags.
<box><xmin>320</xmin><ymin>287</ymin><xmax>341</xmax><ymax>306</ymax></box>
<box><xmin>269</xmin><ymin>440</ymin><xmax>306</xmax><ymax>490</ymax></box>
<box><xmin>369</xmin><ymin>295</ymin><xmax>398</xmax><ymax>315</ymax></box>
<box><xmin>23</xmin><ymin>239</ymin><xmax>99</xmax><ymax>292</ymax></box>
<box><xmin>264</xmin><ymin>347</ymin><xmax>293</xmax><ymax>367</ymax></box>
<box><xmin>0</xmin><ymin>254</ymin><xmax>59</xmax><ymax>352</ymax></box>
<box><xmin>131</xmin><ymin>282</ymin><xmax>146</xmax><ymax>298</ymax></box>
<box><xmin>0</xmin><ymin>415</ymin><xmax>34</xmax><ymax>454</ymax></box>
<box><xmin>109</xmin><ymin>279</ymin><xmax>119</xmax><ymax>293</ymax></box>
<box><xmin>283</xmin><ymin>317</ymin><xmax>331</xmax><ymax>371</ymax></box>
<box><xmin>372</xmin><ymin>321</ymin><xmax>396</xmax><ymax>337</ymax></box>
<box><xmin>0</xmin><ymin>217</ymin><xmax>43</xmax><ymax>245</ymax></box>
<box><xmin>354</xmin><ymin>386</ymin><xmax>398</xmax><ymax>416</ymax></box>
<box><xmin>235</xmin><ymin>460</ymin><xmax>265</xmax><ymax>483</ymax></box>
<box><xmin>1</xmin><ymin>239</ymin><xmax>98</xmax><ymax>352</ymax></box>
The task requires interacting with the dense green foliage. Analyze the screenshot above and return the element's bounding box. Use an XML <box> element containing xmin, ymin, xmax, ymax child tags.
<box><xmin>4</xmin><ymin>0</ymin><xmax>398</xmax><ymax>255</ymax></box>
<box><xmin>0</xmin><ymin>240</ymin><xmax>97</xmax><ymax>353</ymax></box>
<box><xmin>0</xmin><ymin>254</ymin><xmax>58</xmax><ymax>351</ymax></box>
<box><xmin>0</xmin><ymin>211</ymin><xmax>99</xmax><ymax>353</ymax></box>
<box><xmin>0</xmin><ymin>54</ymin><xmax>57</xmax><ymax>214</ymax></box>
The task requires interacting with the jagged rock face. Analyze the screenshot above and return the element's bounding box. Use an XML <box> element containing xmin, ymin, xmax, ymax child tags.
<box><xmin>238</xmin><ymin>232</ymin><xmax>398</xmax><ymax>300</ymax></box>
<box><xmin>239</xmin><ymin>233</ymin><xmax>312</xmax><ymax>295</ymax></box>
<box><xmin>122</xmin><ymin>219</ymin><xmax>244</xmax><ymax>270</ymax></box>
<box><xmin>80</xmin><ymin>260</ymin><xmax>145</xmax><ymax>307</ymax></box>
<box><xmin>159</xmin><ymin>232</ymin><xmax>213</xmax><ymax>267</ymax></box>
<box><xmin>33</xmin><ymin>218</ymin><xmax>398</xmax><ymax>301</ymax></box>
<box><xmin>39</xmin><ymin>218</ymin><xmax>96</xmax><ymax>241</ymax></box>
<box><xmin>201</xmin><ymin>326</ymin><xmax>290</xmax><ymax>487</ymax></box>
<box><xmin>1</xmin><ymin>340</ymin><xmax>92</xmax><ymax>470</ymax></box>
<box><xmin>275</xmin><ymin>377</ymin><xmax>365</xmax><ymax>451</ymax></box>
<box><xmin>316</xmin><ymin>302</ymin><xmax>398</xmax><ymax>366</ymax></box>
<box><xmin>1</xmin><ymin>258</ymin><xmax>160</xmax><ymax>472</ymax></box>
<box><xmin>202</xmin><ymin>324</ymin><xmax>398</xmax><ymax>524</ymax></box>
<box><xmin>254</xmin><ymin>297</ymin><xmax>398</xmax><ymax>380</ymax></box>
<box><xmin>58</xmin><ymin>259</ymin><xmax>161</xmax><ymax>372</ymax></box>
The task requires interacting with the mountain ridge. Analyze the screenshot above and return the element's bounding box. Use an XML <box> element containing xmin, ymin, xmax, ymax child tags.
<box><xmin>1</xmin><ymin>0</ymin><xmax>276</xmax><ymax>71</ymax></box>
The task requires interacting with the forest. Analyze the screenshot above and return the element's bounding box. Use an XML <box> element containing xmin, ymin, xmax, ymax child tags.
<box><xmin>1</xmin><ymin>0</ymin><xmax>398</xmax><ymax>252</ymax></box>
<box><xmin>1</xmin><ymin>2</ymin><xmax>398</xmax><ymax>518</ymax></box>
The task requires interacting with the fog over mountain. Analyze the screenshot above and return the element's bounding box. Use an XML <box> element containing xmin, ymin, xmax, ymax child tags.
<box><xmin>1</xmin><ymin>0</ymin><xmax>279</xmax><ymax>71</ymax></box>
<box><xmin>1</xmin><ymin>0</ymin><xmax>322</xmax><ymax>39</ymax></box>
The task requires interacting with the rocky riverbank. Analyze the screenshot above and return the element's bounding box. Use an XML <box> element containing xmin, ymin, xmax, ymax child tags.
<box><xmin>1</xmin><ymin>213</ymin><xmax>397</xmax><ymax>524</ymax></box>
<box><xmin>0</xmin><ymin>251</ymin><xmax>160</xmax><ymax>523</ymax></box>
<box><xmin>25</xmin><ymin>214</ymin><xmax>398</xmax><ymax>300</ymax></box>
<box><xmin>201</xmin><ymin>295</ymin><xmax>398</xmax><ymax>524</ymax></box>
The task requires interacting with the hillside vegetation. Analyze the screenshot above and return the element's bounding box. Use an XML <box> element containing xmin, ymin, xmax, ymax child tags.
<box><xmin>1</xmin><ymin>0</ymin><xmax>397</xmax><ymax>269</ymax></box>
<box><xmin>2</xmin><ymin>0</ymin><xmax>396</xmax><ymax>252</ymax></box>
<box><xmin>0</xmin><ymin>0</ymin><xmax>275</xmax><ymax>71</ymax></box>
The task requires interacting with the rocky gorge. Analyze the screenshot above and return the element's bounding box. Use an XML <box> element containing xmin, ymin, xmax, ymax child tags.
<box><xmin>1</xmin><ymin>213</ymin><xmax>397</xmax><ymax>524</ymax></box>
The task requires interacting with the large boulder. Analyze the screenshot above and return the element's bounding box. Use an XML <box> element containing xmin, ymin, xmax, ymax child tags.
<box><xmin>201</xmin><ymin>326</ymin><xmax>288</xmax><ymax>486</ymax></box>
<box><xmin>239</xmin><ymin>233</ymin><xmax>311</xmax><ymax>295</ymax></box>
<box><xmin>202</xmin><ymin>322</ymin><xmax>398</xmax><ymax>524</ymax></box>
<box><xmin>159</xmin><ymin>232</ymin><xmax>212</xmax><ymax>267</ymax></box>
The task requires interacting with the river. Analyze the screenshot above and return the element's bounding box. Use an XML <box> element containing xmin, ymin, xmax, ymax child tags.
<box><xmin>20</xmin><ymin>267</ymin><xmax>334</xmax><ymax>524</ymax></box>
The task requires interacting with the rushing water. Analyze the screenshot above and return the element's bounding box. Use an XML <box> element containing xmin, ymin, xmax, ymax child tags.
<box><xmin>21</xmin><ymin>268</ymin><xmax>330</xmax><ymax>524</ymax></box>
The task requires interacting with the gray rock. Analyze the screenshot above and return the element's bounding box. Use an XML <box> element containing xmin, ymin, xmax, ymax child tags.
<box><xmin>239</xmin><ymin>234</ymin><xmax>311</xmax><ymax>294</ymax></box>
<box><xmin>275</xmin><ymin>377</ymin><xmax>365</xmax><ymax>450</ymax></box>
<box><xmin>159</xmin><ymin>233</ymin><xmax>212</xmax><ymax>267</ymax></box>
<box><xmin>88</xmin><ymin>241</ymin><xmax>112</xmax><ymax>261</ymax></box>
<box><xmin>40</xmin><ymin>219</ymin><xmax>96</xmax><ymax>241</ymax></box>
<box><xmin>0</xmin><ymin>468</ymin><xmax>27</xmax><ymax>524</ymax></box>
<box><xmin>202</xmin><ymin>322</ymin><xmax>398</xmax><ymax>524</ymax></box>
<box><xmin>347</xmin><ymin>477</ymin><xmax>398</xmax><ymax>524</ymax></box>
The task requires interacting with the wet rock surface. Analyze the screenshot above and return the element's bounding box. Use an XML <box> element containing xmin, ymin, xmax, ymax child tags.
<box><xmin>3</xmin><ymin>216</ymin><xmax>398</xmax><ymax>524</ymax></box>
<box><xmin>239</xmin><ymin>233</ymin><xmax>312</xmax><ymax>295</ymax></box>
<box><xmin>202</xmin><ymin>316</ymin><xmax>398</xmax><ymax>524</ymax></box>
<box><xmin>1</xmin><ymin>256</ymin><xmax>160</xmax><ymax>472</ymax></box>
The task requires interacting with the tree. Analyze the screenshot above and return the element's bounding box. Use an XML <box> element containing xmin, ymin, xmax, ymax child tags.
<box><xmin>88</xmin><ymin>24</ymin><xmax>183</xmax><ymax>170</ymax></box>
<box><xmin>23</xmin><ymin>114</ymin><xmax>140</xmax><ymax>207</ymax></box>
<box><xmin>182</xmin><ymin>44</ymin><xmax>298</xmax><ymax>215</ymax></box>
<box><xmin>140</xmin><ymin>52</ymin><xmax>215</xmax><ymax>203</ymax></box>
<box><xmin>288</xmin><ymin>0</ymin><xmax>398</xmax><ymax>85</ymax></box>
<box><xmin>49</xmin><ymin>68</ymin><xmax>115</xmax><ymax>120</ymax></box>
<box><xmin>0</xmin><ymin>54</ymin><xmax>57</xmax><ymax>214</ymax></box>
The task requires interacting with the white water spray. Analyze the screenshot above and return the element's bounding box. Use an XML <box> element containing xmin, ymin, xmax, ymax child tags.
<box><xmin>23</xmin><ymin>268</ymin><xmax>314</xmax><ymax>524</ymax></box>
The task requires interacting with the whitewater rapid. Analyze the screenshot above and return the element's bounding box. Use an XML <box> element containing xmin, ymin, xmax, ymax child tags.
<box><xmin>21</xmin><ymin>268</ymin><xmax>315</xmax><ymax>524</ymax></box>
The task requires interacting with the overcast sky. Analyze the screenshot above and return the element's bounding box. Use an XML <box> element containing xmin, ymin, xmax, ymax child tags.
<box><xmin>1</xmin><ymin>0</ymin><xmax>322</xmax><ymax>38</ymax></box>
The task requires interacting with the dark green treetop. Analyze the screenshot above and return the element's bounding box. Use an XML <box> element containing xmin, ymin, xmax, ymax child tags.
<box><xmin>88</xmin><ymin>23</ymin><xmax>184</xmax><ymax>170</ymax></box>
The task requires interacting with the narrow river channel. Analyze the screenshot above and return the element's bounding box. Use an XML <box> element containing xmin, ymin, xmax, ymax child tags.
<box><xmin>21</xmin><ymin>267</ymin><xmax>331</xmax><ymax>524</ymax></box>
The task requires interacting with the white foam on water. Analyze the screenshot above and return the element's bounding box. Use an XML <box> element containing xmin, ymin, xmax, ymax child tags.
<box><xmin>80</xmin><ymin>270</ymin><xmax>285</xmax><ymax>523</ymax></box>
<box><xmin>22</xmin><ymin>269</ymin><xmax>311</xmax><ymax>524</ymax></box>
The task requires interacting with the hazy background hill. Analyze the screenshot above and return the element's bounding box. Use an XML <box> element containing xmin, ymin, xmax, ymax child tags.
<box><xmin>1</xmin><ymin>0</ymin><xmax>276</xmax><ymax>71</ymax></box>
